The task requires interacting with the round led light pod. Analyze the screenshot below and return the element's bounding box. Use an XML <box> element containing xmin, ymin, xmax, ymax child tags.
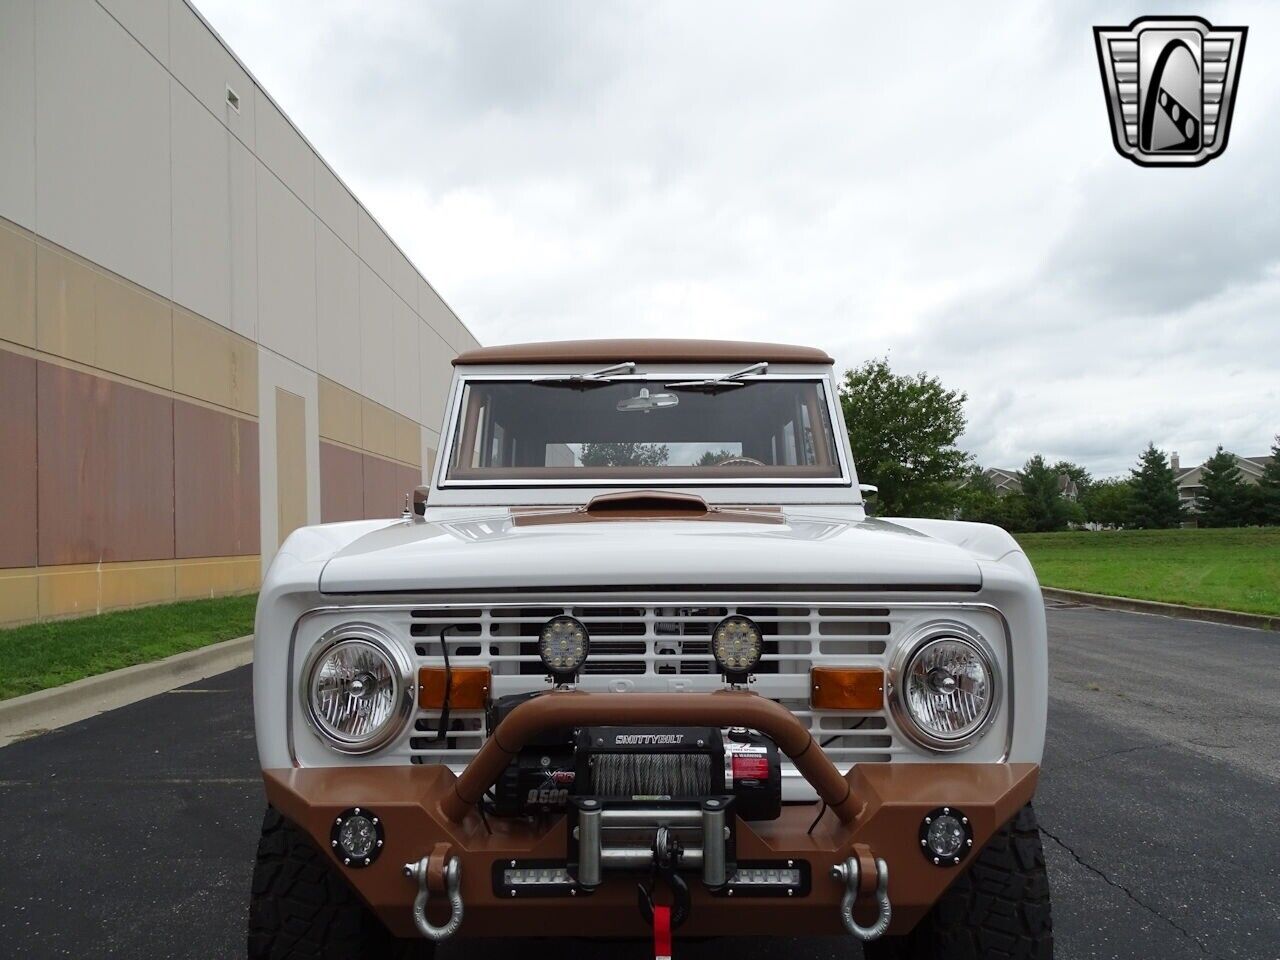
<box><xmin>538</xmin><ymin>616</ymin><xmax>589</xmax><ymax>681</ymax></box>
<box><xmin>919</xmin><ymin>806</ymin><xmax>973</xmax><ymax>867</ymax></box>
<box><xmin>711</xmin><ymin>616</ymin><xmax>763</xmax><ymax>681</ymax></box>
<box><xmin>330</xmin><ymin>807</ymin><xmax>385</xmax><ymax>868</ymax></box>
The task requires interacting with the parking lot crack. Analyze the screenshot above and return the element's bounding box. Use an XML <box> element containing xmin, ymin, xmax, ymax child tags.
<box><xmin>1040</xmin><ymin>825</ymin><xmax>1217</xmax><ymax>958</ymax></box>
<box><xmin>1076</xmin><ymin>741</ymin><xmax>1171</xmax><ymax>765</ymax></box>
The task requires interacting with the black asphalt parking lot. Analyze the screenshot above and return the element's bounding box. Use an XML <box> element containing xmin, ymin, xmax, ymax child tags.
<box><xmin>2</xmin><ymin>603</ymin><xmax>1278</xmax><ymax>959</ymax></box>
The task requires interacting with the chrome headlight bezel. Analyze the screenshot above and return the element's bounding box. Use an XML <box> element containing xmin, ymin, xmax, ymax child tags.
<box><xmin>300</xmin><ymin>623</ymin><xmax>416</xmax><ymax>755</ymax></box>
<box><xmin>888</xmin><ymin>621</ymin><xmax>1002</xmax><ymax>752</ymax></box>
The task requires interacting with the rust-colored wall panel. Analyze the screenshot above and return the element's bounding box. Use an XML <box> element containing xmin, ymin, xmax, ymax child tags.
<box><xmin>362</xmin><ymin>455</ymin><xmax>419</xmax><ymax>521</ymax></box>
<box><xmin>175</xmin><ymin>402</ymin><xmax>260</xmax><ymax>558</ymax></box>
<box><xmin>37</xmin><ymin>362</ymin><xmax>175</xmax><ymax>565</ymax></box>
<box><xmin>320</xmin><ymin>441</ymin><xmax>365</xmax><ymax>523</ymax></box>
<box><xmin>0</xmin><ymin>350</ymin><xmax>38</xmax><ymax>568</ymax></box>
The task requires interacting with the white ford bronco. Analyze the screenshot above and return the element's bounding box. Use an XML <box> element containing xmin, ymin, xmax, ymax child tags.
<box><xmin>249</xmin><ymin>339</ymin><xmax>1052</xmax><ymax>959</ymax></box>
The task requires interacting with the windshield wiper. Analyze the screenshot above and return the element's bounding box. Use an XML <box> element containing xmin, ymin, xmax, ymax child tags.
<box><xmin>531</xmin><ymin>361</ymin><xmax>636</xmax><ymax>388</ymax></box>
<box><xmin>666</xmin><ymin>361</ymin><xmax>768</xmax><ymax>392</ymax></box>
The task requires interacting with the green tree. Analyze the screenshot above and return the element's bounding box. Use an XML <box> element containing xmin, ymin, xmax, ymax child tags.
<box><xmin>1255</xmin><ymin>435</ymin><xmax>1280</xmax><ymax>526</ymax></box>
<box><xmin>1019</xmin><ymin>455</ymin><xmax>1080</xmax><ymax>531</ymax></box>
<box><xmin>579</xmin><ymin>442</ymin><xmax>669</xmax><ymax>467</ymax></box>
<box><xmin>956</xmin><ymin>471</ymin><xmax>1003</xmax><ymax>525</ymax></box>
<box><xmin>1197</xmin><ymin>446</ymin><xmax>1249</xmax><ymax>527</ymax></box>
<box><xmin>1082</xmin><ymin>477</ymin><xmax>1133</xmax><ymax>528</ymax></box>
<box><xmin>1127</xmin><ymin>444</ymin><xmax>1184</xmax><ymax>529</ymax></box>
<box><xmin>956</xmin><ymin>470</ymin><xmax>1038</xmax><ymax>532</ymax></box>
<box><xmin>839</xmin><ymin>358</ymin><xmax>973</xmax><ymax>517</ymax></box>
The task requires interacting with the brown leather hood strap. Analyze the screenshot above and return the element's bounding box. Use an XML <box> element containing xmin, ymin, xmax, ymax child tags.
<box><xmin>441</xmin><ymin>690</ymin><xmax>857</xmax><ymax>824</ymax></box>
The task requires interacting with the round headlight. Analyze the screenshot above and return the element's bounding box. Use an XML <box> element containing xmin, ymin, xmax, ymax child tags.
<box><xmin>539</xmin><ymin>617</ymin><xmax>590</xmax><ymax>680</ymax></box>
<box><xmin>712</xmin><ymin>616</ymin><xmax>763</xmax><ymax>680</ymax></box>
<box><xmin>303</xmin><ymin>627</ymin><xmax>413</xmax><ymax>754</ymax></box>
<box><xmin>897</xmin><ymin>633</ymin><xmax>996</xmax><ymax>748</ymax></box>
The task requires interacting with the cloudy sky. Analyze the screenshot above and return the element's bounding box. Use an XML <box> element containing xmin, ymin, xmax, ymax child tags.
<box><xmin>197</xmin><ymin>0</ymin><xmax>1279</xmax><ymax>477</ymax></box>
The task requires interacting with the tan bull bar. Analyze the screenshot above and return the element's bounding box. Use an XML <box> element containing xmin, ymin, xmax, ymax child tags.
<box><xmin>263</xmin><ymin>690</ymin><xmax>1040</xmax><ymax>941</ymax></box>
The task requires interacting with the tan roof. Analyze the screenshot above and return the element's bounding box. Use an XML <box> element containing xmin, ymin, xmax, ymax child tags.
<box><xmin>452</xmin><ymin>338</ymin><xmax>834</xmax><ymax>366</ymax></box>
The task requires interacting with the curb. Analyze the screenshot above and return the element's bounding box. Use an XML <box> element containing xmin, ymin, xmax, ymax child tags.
<box><xmin>1041</xmin><ymin>588</ymin><xmax>1278</xmax><ymax>632</ymax></box>
<box><xmin>0</xmin><ymin>634</ymin><xmax>254</xmax><ymax>747</ymax></box>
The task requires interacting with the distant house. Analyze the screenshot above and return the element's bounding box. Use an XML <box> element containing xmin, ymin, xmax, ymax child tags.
<box><xmin>970</xmin><ymin>467</ymin><xmax>1080</xmax><ymax>501</ymax></box>
<box><xmin>1172</xmin><ymin>451</ymin><xmax>1274</xmax><ymax>513</ymax></box>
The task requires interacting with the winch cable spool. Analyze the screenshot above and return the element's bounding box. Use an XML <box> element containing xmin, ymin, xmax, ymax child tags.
<box><xmin>592</xmin><ymin>751</ymin><xmax>713</xmax><ymax>799</ymax></box>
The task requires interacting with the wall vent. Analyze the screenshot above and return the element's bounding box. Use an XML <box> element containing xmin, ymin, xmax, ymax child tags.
<box><xmin>225</xmin><ymin>85</ymin><xmax>241</xmax><ymax>113</ymax></box>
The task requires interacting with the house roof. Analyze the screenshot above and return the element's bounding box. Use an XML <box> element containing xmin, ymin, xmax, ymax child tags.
<box><xmin>1175</xmin><ymin>452</ymin><xmax>1274</xmax><ymax>488</ymax></box>
<box><xmin>452</xmin><ymin>339</ymin><xmax>835</xmax><ymax>366</ymax></box>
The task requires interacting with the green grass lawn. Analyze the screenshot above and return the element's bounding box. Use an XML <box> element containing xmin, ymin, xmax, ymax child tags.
<box><xmin>1015</xmin><ymin>528</ymin><xmax>1280</xmax><ymax>617</ymax></box>
<box><xmin>0</xmin><ymin>593</ymin><xmax>257</xmax><ymax>701</ymax></box>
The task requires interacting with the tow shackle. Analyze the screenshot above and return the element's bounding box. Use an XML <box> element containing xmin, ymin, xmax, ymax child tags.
<box><xmin>404</xmin><ymin>854</ymin><xmax>464</xmax><ymax>941</ymax></box>
<box><xmin>831</xmin><ymin>855</ymin><xmax>891</xmax><ymax>941</ymax></box>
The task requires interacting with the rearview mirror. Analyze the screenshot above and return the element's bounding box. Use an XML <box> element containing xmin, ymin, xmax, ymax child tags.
<box><xmin>616</xmin><ymin>387</ymin><xmax>679</xmax><ymax>413</ymax></box>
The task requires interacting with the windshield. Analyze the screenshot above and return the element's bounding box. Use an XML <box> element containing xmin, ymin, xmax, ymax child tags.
<box><xmin>445</xmin><ymin>378</ymin><xmax>843</xmax><ymax>482</ymax></box>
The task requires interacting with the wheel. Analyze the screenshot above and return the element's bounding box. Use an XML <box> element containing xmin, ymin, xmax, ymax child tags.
<box><xmin>248</xmin><ymin>806</ymin><xmax>434</xmax><ymax>960</ymax></box>
<box><xmin>863</xmin><ymin>803</ymin><xmax>1053</xmax><ymax>960</ymax></box>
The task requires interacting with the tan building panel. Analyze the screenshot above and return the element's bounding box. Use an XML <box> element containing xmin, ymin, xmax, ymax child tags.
<box><xmin>98</xmin><ymin>559</ymin><xmax>176</xmax><ymax>610</ymax></box>
<box><xmin>37</xmin><ymin>361</ymin><xmax>176</xmax><ymax>565</ymax></box>
<box><xmin>35</xmin><ymin>243</ymin><xmax>97</xmax><ymax>367</ymax></box>
<box><xmin>174</xmin><ymin>556</ymin><xmax>261</xmax><ymax>601</ymax></box>
<box><xmin>0</xmin><ymin>568</ymin><xmax>39</xmax><ymax>626</ymax></box>
<box><xmin>275</xmin><ymin>387</ymin><xmax>308</xmax><ymax>547</ymax></box>
<box><xmin>37</xmin><ymin>564</ymin><xmax>101</xmax><ymax>619</ymax></box>
<box><xmin>395</xmin><ymin>413</ymin><xmax>422</xmax><ymax>467</ymax></box>
<box><xmin>173</xmin><ymin>307</ymin><xmax>258</xmax><ymax>415</ymax></box>
<box><xmin>361</xmin><ymin>397</ymin><xmax>397</xmax><ymax>460</ymax></box>
<box><xmin>320</xmin><ymin>440</ymin><xmax>365</xmax><ymax>523</ymax></box>
<box><xmin>94</xmin><ymin>259</ymin><xmax>173</xmax><ymax>389</ymax></box>
<box><xmin>0</xmin><ymin>220</ymin><xmax>36</xmax><ymax>348</ymax></box>
<box><xmin>174</xmin><ymin>401</ymin><xmax>260</xmax><ymax>558</ymax></box>
<box><xmin>319</xmin><ymin>376</ymin><xmax>363</xmax><ymax>447</ymax></box>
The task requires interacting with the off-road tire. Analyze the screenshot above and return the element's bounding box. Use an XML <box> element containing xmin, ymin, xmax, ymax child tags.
<box><xmin>863</xmin><ymin>803</ymin><xmax>1053</xmax><ymax>960</ymax></box>
<box><xmin>248</xmin><ymin>806</ymin><xmax>433</xmax><ymax>960</ymax></box>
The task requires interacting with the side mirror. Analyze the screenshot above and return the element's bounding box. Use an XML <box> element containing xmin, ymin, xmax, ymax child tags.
<box><xmin>413</xmin><ymin>485</ymin><xmax>429</xmax><ymax>517</ymax></box>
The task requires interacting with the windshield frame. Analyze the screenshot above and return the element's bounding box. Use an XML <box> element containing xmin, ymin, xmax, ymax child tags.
<box><xmin>436</xmin><ymin>371</ymin><xmax>853</xmax><ymax>489</ymax></box>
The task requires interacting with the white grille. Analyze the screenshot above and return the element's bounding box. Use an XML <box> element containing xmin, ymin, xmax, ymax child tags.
<box><xmin>390</xmin><ymin>601</ymin><xmax>909</xmax><ymax>781</ymax></box>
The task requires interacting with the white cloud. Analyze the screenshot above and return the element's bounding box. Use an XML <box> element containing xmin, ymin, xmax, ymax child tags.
<box><xmin>196</xmin><ymin>0</ymin><xmax>1280</xmax><ymax>476</ymax></box>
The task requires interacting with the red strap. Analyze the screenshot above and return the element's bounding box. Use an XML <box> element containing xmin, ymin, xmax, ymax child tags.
<box><xmin>653</xmin><ymin>904</ymin><xmax>672</xmax><ymax>960</ymax></box>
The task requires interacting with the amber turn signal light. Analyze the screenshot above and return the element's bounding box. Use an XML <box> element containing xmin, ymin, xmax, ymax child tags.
<box><xmin>810</xmin><ymin>666</ymin><xmax>884</xmax><ymax>710</ymax></box>
<box><xmin>418</xmin><ymin>666</ymin><xmax>491</xmax><ymax>710</ymax></box>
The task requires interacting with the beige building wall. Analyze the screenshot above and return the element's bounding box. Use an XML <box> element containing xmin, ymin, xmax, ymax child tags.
<box><xmin>0</xmin><ymin>0</ymin><xmax>479</xmax><ymax>626</ymax></box>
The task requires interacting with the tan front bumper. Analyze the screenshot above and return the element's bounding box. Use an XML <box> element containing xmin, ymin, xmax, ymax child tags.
<box><xmin>265</xmin><ymin>691</ymin><xmax>1038</xmax><ymax>939</ymax></box>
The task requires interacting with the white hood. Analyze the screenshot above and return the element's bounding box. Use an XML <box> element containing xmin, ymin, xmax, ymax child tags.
<box><xmin>317</xmin><ymin>508</ymin><xmax>982</xmax><ymax>594</ymax></box>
